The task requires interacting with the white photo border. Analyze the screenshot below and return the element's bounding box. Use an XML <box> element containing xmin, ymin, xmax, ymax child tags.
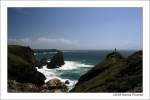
<box><xmin>0</xmin><ymin>1</ymin><xmax>149</xmax><ymax>100</ymax></box>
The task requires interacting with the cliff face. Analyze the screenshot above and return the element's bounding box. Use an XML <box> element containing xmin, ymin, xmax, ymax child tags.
<box><xmin>8</xmin><ymin>45</ymin><xmax>37</xmax><ymax>66</ymax></box>
<box><xmin>8</xmin><ymin>45</ymin><xmax>46</xmax><ymax>86</ymax></box>
<box><xmin>71</xmin><ymin>51</ymin><xmax>142</xmax><ymax>92</ymax></box>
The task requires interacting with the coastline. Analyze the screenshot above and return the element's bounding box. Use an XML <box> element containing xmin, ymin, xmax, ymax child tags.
<box><xmin>7</xmin><ymin>45</ymin><xmax>142</xmax><ymax>93</ymax></box>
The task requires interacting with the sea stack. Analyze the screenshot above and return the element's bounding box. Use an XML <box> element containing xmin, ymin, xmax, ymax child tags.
<box><xmin>47</xmin><ymin>50</ymin><xmax>65</xmax><ymax>69</ymax></box>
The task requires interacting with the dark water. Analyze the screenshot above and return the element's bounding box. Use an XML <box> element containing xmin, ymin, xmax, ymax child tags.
<box><xmin>35</xmin><ymin>50</ymin><xmax>136</xmax><ymax>65</ymax></box>
<box><xmin>35</xmin><ymin>50</ymin><xmax>136</xmax><ymax>90</ymax></box>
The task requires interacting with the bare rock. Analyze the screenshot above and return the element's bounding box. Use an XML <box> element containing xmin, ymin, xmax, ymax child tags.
<box><xmin>47</xmin><ymin>51</ymin><xmax>65</xmax><ymax>69</ymax></box>
<box><xmin>40</xmin><ymin>78</ymin><xmax>68</xmax><ymax>92</ymax></box>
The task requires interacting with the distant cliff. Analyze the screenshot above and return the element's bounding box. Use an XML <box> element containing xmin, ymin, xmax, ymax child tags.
<box><xmin>71</xmin><ymin>51</ymin><xmax>142</xmax><ymax>92</ymax></box>
<box><xmin>33</xmin><ymin>49</ymin><xmax>59</xmax><ymax>53</ymax></box>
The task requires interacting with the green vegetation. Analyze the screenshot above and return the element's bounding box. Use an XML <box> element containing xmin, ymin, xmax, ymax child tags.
<box><xmin>71</xmin><ymin>51</ymin><xmax>142</xmax><ymax>92</ymax></box>
<box><xmin>8</xmin><ymin>45</ymin><xmax>37</xmax><ymax>66</ymax></box>
<box><xmin>8</xmin><ymin>45</ymin><xmax>142</xmax><ymax>92</ymax></box>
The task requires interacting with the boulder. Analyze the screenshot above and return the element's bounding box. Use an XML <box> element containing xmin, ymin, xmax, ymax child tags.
<box><xmin>8</xmin><ymin>78</ymin><xmax>68</xmax><ymax>93</ymax></box>
<box><xmin>40</xmin><ymin>78</ymin><xmax>68</xmax><ymax>92</ymax></box>
<box><xmin>47</xmin><ymin>51</ymin><xmax>65</xmax><ymax>69</ymax></box>
<box><xmin>46</xmin><ymin>78</ymin><xmax>62</xmax><ymax>88</ymax></box>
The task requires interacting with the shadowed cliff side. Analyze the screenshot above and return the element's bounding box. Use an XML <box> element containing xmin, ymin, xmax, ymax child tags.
<box><xmin>8</xmin><ymin>45</ymin><xmax>68</xmax><ymax>92</ymax></box>
<box><xmin>71</xmin><ymin>51</ymin><xmax>142</xmax><ymax>92</ymax></box>
<box><xmin>8</xmin><ymin>45</ymin><xmax>46</xmax><ymax>86</ymax></box>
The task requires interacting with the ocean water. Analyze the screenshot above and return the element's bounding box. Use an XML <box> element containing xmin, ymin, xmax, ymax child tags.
<box><xmin>35</xmin><ymin>50</ymin><xmax>136</xmax><ymax>91</ymax></box>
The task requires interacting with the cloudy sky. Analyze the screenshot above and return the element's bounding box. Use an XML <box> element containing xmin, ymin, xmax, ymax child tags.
<box><xmin>8</xmin><ymin>8</ymin><xmax>142</xmax><ymax>50</ymax></box>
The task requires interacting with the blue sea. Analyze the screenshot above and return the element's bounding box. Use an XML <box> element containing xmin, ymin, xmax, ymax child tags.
<box><xmin>35</xmin><ymin>50</ymin><xmax>136</xmax><ymax>90</ymax></box>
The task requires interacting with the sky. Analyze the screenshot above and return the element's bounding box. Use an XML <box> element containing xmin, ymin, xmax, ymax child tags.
<box><xmin>8</xmin><ymin>7</ymin><xmax>143</xmax><ymax>50</ymax></box>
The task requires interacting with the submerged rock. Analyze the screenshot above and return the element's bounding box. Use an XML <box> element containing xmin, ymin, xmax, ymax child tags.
<box><xmin>65</xmin><ymin>80</ymin><xmax>70</xmax><ymax>84</ymax></box>
<box><xmin>47</xmin><ymin>51</ymin><xmax>65</xmax><ymax>69</ymax></box>
<box><xmin>71</xmin><ymin>51</ymin><xmax>142</xmax><ymax>92</ymax></box>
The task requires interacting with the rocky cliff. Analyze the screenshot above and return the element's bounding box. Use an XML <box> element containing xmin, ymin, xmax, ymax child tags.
<box><xmin>71</xmin><ymin>51</ymin><xmax>142</xmax><ymax>92</ymax></box>
<box><xmin>8</xmin><ymin>45</ymin><xmax>46</xmax><ymax>86</ymax></box>
<box><xmin>8</xmin><ymin>45</ymin><xmax>68</xmax><ymax>92</ymax></box>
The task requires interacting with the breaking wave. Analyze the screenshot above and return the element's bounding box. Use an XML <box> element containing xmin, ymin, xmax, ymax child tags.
<box><xmin>36</xmin><ymin>61</ymin><xmax>93</xmax><ymax>91</ymax></box>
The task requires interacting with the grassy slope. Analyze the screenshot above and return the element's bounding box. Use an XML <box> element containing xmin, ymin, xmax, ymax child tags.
<box><xmin>71</xmin><ymin>51</ymin><xmax>142</xmax><ymax>92</ymax></box>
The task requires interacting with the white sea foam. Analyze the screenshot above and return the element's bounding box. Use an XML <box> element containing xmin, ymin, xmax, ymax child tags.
<box><xmin>62</xmin><ymin>50</ymin><xmax>73</xmax><ymax>53</ymax></box>
<box><xmin>37</xmin><ymin>66</ymin><xmax>77</xmax><ymax>90</ymax></box>
<box><xmin>34</xmin><ymin>53</ymin><xmax>37</xmax><ymax>55</ymax></box>
<box><xmin>58</xmin><ymin>61</ymin><xmax>93</xmax><ymax>70</ymax></box>
<box><xmin>36</xmin><ymin>61</ymin><xmax>93</xmax><ymax>91</ymax></box>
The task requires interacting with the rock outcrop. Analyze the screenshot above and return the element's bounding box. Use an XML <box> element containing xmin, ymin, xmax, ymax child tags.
<box><xmin>8</xmin><ymin>45</ymin><xmax>46</xmax><ymax>86</ymax></box>
<box><xmin>71</xmin><ymin>51</ymin><xmax>142</xmax><ymax>92</ymax></box>
<box><xmin>37</xmin><ymin>57</ymin><xmax>48</xmax><ymax>68</ymax></box>
<box><xmin>8</xmin><ymin>45</ymin><xmax>38</xmax><ymax>66</ymax></box>
<box><xmin>8</xmin><ymin>45</ymin><xmax>67</xmax><ymax>92</ymax></box>
<box><xmin>40</xmin><ymin>78</ymin><xmax>68</xmax><ymax>92</ymax></box>
<box><xmin>8</xmin><ymin>78</ymin><xmax>68</xmax><ymax>93</ymax></box>
<box><xmin>47</xmin><ymin>51</ymin><xmax>65</xmax><ymax>69</ymax></box>
<box><xmin>8</xmin><ymin>80</ymin><xmax>40</xmax><ymax>92</ymax></box>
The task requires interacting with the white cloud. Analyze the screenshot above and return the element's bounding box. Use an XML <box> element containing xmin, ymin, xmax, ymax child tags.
<box><xmin>8</xmin><ymin>38</ymin><xmax>31</xmax><ymax>46</ymax></box>
<box><xmin>8</xmin><ymin>37</ymin><xmax>142</xmax><ymax>50</ymax></box>
<box><xmin>8</xmin><ymin>38</ymin><xmax>80</xmax><ymax>50</ymax></box>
